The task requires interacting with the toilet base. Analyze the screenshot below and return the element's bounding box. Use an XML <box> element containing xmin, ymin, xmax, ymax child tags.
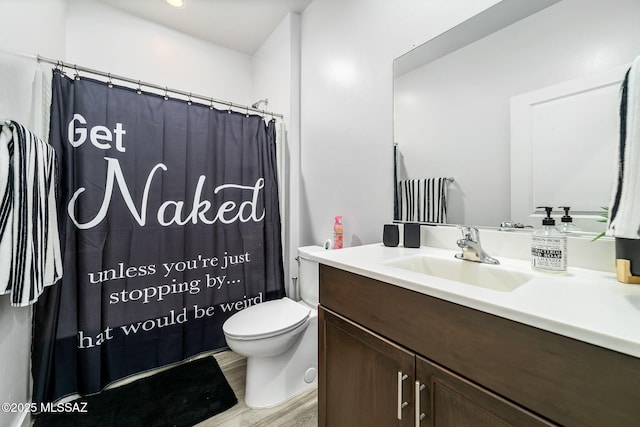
<box><xmin>244</xmin><ymin>310</ymin><xmax>318</xmax><ymax>408</ymax></box>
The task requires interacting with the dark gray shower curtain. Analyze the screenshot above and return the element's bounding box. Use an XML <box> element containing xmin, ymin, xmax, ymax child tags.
<box><xmin>32</xmin><ymin>71</ymin><xmax>284</xmax><ymax>408</ymax></box>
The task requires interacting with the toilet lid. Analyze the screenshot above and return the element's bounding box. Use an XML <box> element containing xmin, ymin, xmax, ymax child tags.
<box><xmin>223</xmin><ymin>297</ymin><xmax>310</xmax><ymax>340</ymax></box>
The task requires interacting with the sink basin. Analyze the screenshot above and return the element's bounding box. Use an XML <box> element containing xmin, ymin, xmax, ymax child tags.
<box><xmin>384</xmin><ymin>254</ymin><xmax>533</xmax><ymax>292</ymax></box>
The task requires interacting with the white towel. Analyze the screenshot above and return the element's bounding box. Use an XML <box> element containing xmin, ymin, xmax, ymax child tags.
<box><xmin>0</xmin><ymin>121</ymin><xmax>62</xmax><ymax>307</ymax></box>
<box><xmin>397</xmin><ymin>178</ymin><xmax>449</xmax><ymax>223</ymax></box>
<box><xmin>608</xmin><ymin>56</ymin><xmax>640</xmax><ymax>239</ymax></box>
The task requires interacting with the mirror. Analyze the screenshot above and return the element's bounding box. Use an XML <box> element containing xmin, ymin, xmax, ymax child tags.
<box><xmin>393</xmin><ymin>0</ymin><xmax>640</xmax><ymax>232</ymax></box>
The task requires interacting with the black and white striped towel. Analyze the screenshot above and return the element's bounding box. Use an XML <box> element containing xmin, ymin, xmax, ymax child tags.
<box><xmin>0</xmin><ymin>120</ymin><xmax>62</xmax><ymax>307</ymax></box>
<box><xmin>397</xmin><ymin>178</ymin><xmax>449</xmax><ymax>223</ymax></box>
<box><xmin>608</xmin><ymin>56</ymin><xmax>640</xmax><ymax>239</ymax></box>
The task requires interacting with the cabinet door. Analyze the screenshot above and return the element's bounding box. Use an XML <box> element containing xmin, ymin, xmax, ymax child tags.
<box><xmin>416</xmin><ymin>356</ymin><xmax>555</xmax><ymax>427</ymax></box>
<box><xmin>319</xmin><ymin>307</ymin><xmax>415</xmax><ymax>427</ymax></box>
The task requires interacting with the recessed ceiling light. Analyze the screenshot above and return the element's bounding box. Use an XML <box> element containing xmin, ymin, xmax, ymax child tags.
<box><xmin>165</xmin><ymin>0</ymin><xmax>185</xmax><ymax>8</ymax></box>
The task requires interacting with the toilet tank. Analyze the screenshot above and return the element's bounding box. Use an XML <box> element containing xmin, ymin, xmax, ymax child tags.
<box><xmin>297</xmin><ymin>246</ymin><xmax>324</xmax><ymax>307</ymax></box>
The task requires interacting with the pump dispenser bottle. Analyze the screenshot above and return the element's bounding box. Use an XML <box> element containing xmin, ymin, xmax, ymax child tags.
<box><xmin>531</xmin><ymin>207</ymin><xmax>567</xmax><ymax>274</ymax></box>
<box><xmin>559</xmin><ymin>206</ymin><xmax>581</xmax><ymax>234</ymax></box>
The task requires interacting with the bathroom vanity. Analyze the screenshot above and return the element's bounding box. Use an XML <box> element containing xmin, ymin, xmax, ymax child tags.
<box><xmin>314</xmin><ymin>244</ymin><xmax>640</xmax><ymax>427</ymax></box>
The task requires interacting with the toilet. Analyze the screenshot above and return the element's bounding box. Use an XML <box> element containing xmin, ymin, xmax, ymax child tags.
<box><xmin>222</xmin><ymin>246</ymin><xmax>323</xmax><ymax>408</ymax></box>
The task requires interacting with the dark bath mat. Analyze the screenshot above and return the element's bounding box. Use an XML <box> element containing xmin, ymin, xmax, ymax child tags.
<box><xmin>33</xmin><ymin>356</ymin><xmax>237</xmax><ymax>427</ymax></box>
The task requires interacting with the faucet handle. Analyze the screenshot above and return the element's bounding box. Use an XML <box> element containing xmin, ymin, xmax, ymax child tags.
<box><xmin>457</xmin><ymin>225</ymin><xmax>479</xmax><ymax>242</ymax></box>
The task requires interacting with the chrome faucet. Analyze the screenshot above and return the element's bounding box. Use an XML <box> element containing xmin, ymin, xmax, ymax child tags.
<box><xmin>455</xmin><ymin>226</ymin><xmax>500</xmax><ymax>265</ymax></box>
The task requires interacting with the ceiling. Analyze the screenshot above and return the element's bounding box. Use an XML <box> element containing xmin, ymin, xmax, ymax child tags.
<box><xmin>96</xmin><ymin>0</ymin><xmax>313</xmax><ymax>55</ymax></box>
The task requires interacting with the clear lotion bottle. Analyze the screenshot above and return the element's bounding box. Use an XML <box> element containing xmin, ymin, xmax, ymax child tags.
<box><xmin>559</xmin><ymin>206</ymin><xmax>581</xmax><ymax>234</ymax></box>
<box><xmin>531</xmin><ymin>207</ymin><xmax>567</xmax><ymax>274</ymax></box>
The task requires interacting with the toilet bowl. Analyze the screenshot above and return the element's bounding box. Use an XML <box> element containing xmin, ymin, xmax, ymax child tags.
<box><xmin>222</xmin><ymin>246</ymin><xmax>323</xmax><ymax>408</ymax></box>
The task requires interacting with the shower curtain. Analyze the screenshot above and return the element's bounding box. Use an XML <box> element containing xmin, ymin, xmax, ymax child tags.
<box><xmin>32</xmin><ymin>71</ymin><xmax>285</xmax><ymax>407</ymax></box>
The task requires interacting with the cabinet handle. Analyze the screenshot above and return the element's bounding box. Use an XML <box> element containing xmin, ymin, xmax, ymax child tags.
<box><xmin>397</xmin><ymin>371</ymin><xmax>409</xmax><ymax>420</ymax></box>
<box><xmin>415</xmin><ymin>380</ymin><xmax>426</xmax><ymax>425</ymax></box>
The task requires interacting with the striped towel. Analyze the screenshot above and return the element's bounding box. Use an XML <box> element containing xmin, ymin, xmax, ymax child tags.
<box><xmin>0</xmin><ymin>121</ymin><xmax>62</xmax><ymax>307</ymax></box>
<box><xmin>397</xmin><ymin>178</ymin><xmax>449</xmax><ymax>223</ymax></box>
<box><xmin>608</xmin><ymin>56</ymin><xmax>640</xmax><ymax>239</ymax></box>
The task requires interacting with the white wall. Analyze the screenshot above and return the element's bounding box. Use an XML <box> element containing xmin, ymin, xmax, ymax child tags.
<box><xmin>251</xmin><ymin>13</ymin><xmax>301</xmax><ymax>297</ymax></box>
<box><xmin>0</xmin><ymin>2</ymin><xmax>66</xmax><ymax>425</ymax></box>
<box><xmin>65</xmin><ymin>0</ymin><xmax>253</xmax><ymax>104</ymax></box>
<box><xmin>0</xmin><ymin>0</ymin><xmax>65</xmax><ymax>127</ymax></box>
<box><xmin>299</xmin><ymin>0</ymin><xmax>500</xmax><ymax>247</ymax></box>
<box><xmin>395</xmin><ymin>0</ymin><xmax>640</xmax><ymax>227</ymax></box>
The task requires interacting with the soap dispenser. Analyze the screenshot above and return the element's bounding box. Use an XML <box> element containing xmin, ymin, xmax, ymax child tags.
<box><xmin>559</xmin><ymin>206</ymin><xmax>581</xmax><ymax>234</ymax></box>
<box><xmin>531</xmin><ymin>207</ymin><xmax>567</xmax><ymax>274</ymax></box>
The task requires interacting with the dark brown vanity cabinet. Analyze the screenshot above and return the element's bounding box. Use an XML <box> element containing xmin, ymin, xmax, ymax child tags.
<box><xmin>320</xmin><ymin>308</ymin><xmax>551</xmax><ymax>427</ymax></box>
<box><xmin>416</xmin><ymin>355</ymin><xmax>552</xmax><ymax>426</ymax></box>
<box><xmin>318</xmin><ymin>265</ymin><xmax>640</xmax><ymax>427</ymax></box>
<box><xmin>320</xmin><ymin>308</ymin><xmax>415</xmax><ymax>426</ymax></box>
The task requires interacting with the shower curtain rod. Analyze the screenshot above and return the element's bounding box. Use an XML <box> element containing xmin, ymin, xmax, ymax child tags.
<box><xmin>36</xmin><ymin>54</ymin><xmax>284</xmax><ymax>119</ymax></box>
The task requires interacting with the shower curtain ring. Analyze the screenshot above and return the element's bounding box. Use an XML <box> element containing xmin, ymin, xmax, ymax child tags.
<box><xmin>54</xmin><ymin>60</ymin><xmax>61</xmax><ymax>71</ymax></box>
<box><xmin>227</xmin><ymin>102</ymin><xmax>233</xmax><ymax>114</ymax></box>
<box><xmin>107</xmin><ymin>73</ymin><xmax>113</xmax><ymax>88</ymax></box>
<box><xmin>245</xmin><ymin>105</ymin><xmax>250</xmax><ymax>117</ymax></box>
<box><xmin>74</xmin><ymin>64</ymin><xmax>80</xmax><ymax>80</ymax></box>
<box><xmin>164</xmin><ymin>87</ymin><xmax>169</xmax><ymax>101</ymax></box>
<box><xmin>187</xmin><ymin>92</ymin><xmax>192</xmax><ymax>106</ymax></box>
<box><xmin>136</xmin><ymin>80</ymin><xmax>142</xmax><ymax>94</ymax></box>
<box><xmin>209</xmin><ymin>98</ymin><xmax>214</xmax><ymax>110</ymax></box>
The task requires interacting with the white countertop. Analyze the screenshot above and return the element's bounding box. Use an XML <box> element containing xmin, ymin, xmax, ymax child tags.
<box><xmin>308</xmin><ymin>243</ymin><xmax>640</xmax><ymax>359</ymax></box>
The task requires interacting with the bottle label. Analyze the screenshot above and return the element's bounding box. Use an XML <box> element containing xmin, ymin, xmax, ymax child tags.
<box><xmin>333</xmin><ymin>231</ymin><xmax>343</xmax><ymax>249</ymax></box>
<box><xmin>531</xmin><ymin>236</ymin><xmax>567</xmax><ymax>271</ymax></box>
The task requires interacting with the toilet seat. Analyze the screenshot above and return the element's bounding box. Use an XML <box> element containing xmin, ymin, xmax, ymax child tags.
<box><xmin>223</xmin><ymin>297</ymin><xmax>310</xmax><ymax>340</ymax></box>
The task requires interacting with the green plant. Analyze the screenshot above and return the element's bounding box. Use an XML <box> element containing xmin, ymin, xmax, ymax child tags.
<box><xmin>592</xmin><ymin>206</ymin><xmax>609</xmax><ymax>241</ymax></box>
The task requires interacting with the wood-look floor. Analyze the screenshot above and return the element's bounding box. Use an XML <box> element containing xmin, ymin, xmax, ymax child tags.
<box><xmin>195</xmin><ymin>350</ymin><xmax>318</xmax><ymax>427</ymax></box>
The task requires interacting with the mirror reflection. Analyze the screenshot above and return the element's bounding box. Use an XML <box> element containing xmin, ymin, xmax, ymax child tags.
<box><xmin>393</xmin><ymin>0</ymin><xmax>640</xmax><ymax>232</ymax></box>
